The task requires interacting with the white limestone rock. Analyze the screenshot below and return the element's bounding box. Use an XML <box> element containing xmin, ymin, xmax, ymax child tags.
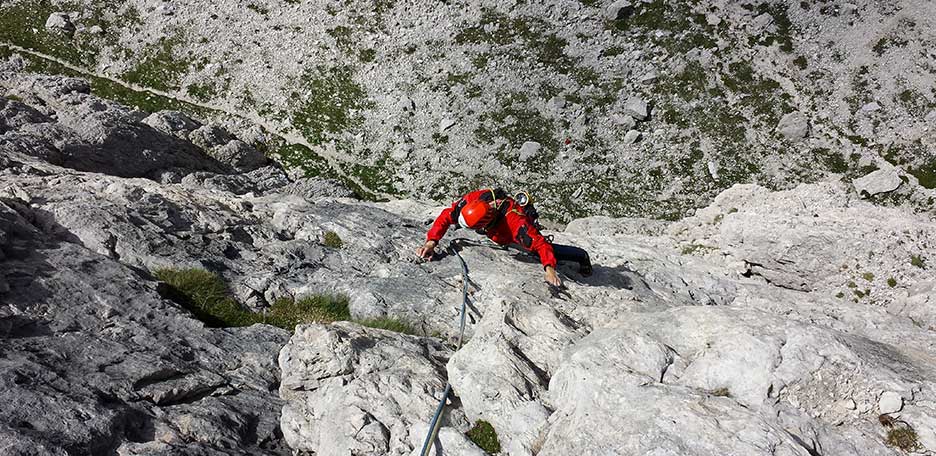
<box><xmin>623</xmin><ymin>129</ymin><xmax>641</xmax><ymax>144</ymax></box>
<box><xmin>623</xmin><ymin>96</ymin><xmax>649</xmax><ymax>120</ymax></box>
<box><xmin>853</xmin><ymin>168</ymin><xmax>903</xmax><ymax>196</ymax></box>
<box><xmin>45</xmin><ymin>13</ymin><xmax>75</xmax><ymax>32</ymax></box>
<box><xmin>518</xmin><ymin>141</ymin><xmax>542</xmax><ymax>161</ymax></box>
<box><xmin>777</xmin><ymin>112</ymin><xmax>810</xmax><ymax>141</ymax></box>
<box><xmin>279</xmin><ymin>322</ymin><xmax>458</xmax><ymax>455</ymax></box>
<box><xmin>879</xmin><ymin>391</ymin><xmax>903</xmax><ymax>414</ymax></box>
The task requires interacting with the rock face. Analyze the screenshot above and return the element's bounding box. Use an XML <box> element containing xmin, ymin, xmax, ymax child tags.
<box><xmin>279</xmin><ymin>323</ymin><xmax>463</xmax><ymax>455</ymax></box>
<box><xmin>4</xmin><ymin>75</ymin><xmax>936</xmax><ymax>455</ymax></box>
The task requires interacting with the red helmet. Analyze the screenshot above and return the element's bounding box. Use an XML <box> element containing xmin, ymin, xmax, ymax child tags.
<box><xmin>458</xmin><ymin>200</ymin><xmax>494</xmax><ymax>229</ymax></box>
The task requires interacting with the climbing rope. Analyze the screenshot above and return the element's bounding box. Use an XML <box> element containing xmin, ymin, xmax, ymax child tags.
<box><xmin>419</xmin><ymin>239</ymin><xmax>471</xmax><ymax>456</ymax></box>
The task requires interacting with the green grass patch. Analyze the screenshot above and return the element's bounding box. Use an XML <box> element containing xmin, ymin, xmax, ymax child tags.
<box><xmin>289</xmin><ymin>65</ymin><xmax>372</xmax><ymax>145</ymax></box>
<box><xmin>0</xmin><ymin>0</ymin><xmax>141</xmax><ymax>68</ymax></box>
<box><xmin>356</xmin><ymin>317</ymin><xmax>418</xmax><ymax>335</ymax></box>
<box><xmin>873</xmin><ymin>35</ymin><xmax>908</xmax><ymax>56</ymax></box>
<box><xmin>153</xmin><ymin>267</ymin><xmax>350</xmax><ymax>329</ymax></box>
<box><xmin>3</xmin><ymin>45</ymin><xmax>214</xmax><ymax>117</ymax></box>
<box><xmin>793</xmin><ymin>55</ymin><xmax>807</xmax><ymax>69</ymax></box>
<box><xmin>154</xmin><ymin>268</ymin><xmax>259</xmax><ymax>327</ymax></box>
<box><xmin>466</xmin><ymin>420</ymin><xmax>501</xmax><ymax>453</ymax></box>
<box><xmin>121</xmin><ymin>29</ymin><xmax>193</xmax><ymax>92</ymax></box>
<box><xmin>323</xmin><ymin>231</ymin><xmax>343</xmax><ymax>249</ymax></box>
<box><xmin>153</xmin><ymin>268</ymin><xmax>422</xmax><ymax>334</ymax></box>
<box><xmin>326</xmin><ymin>25</ymin><xmax>355</xmax><ymax>52</ymax></box>
<box><xmin>265</xmin><ymin>294</ymin><xmax>352</xmax><ymax>330</ymax></box>
<box><xmin>246</xmin><ymin>3</ymin><xmax>270</xmax><ymax>15</ymax></box>
<box><xmin>680</xmin><ymin>243</ymin><xmax>716</xmax><ymax>255</ymax></box>
<box><xmin>359</xmin><ymin>48</ymin><xmax>377</xmax><ymax>63</ymax></box>
<box><xmin>454</xmin><ymin>10</ymin><xmax>597</xmax><ymax>86</ymax></box>
<box><xmin>745</xmin><ymin>3</ymin><xmax>795</xmax><ymax>52</ymax></box>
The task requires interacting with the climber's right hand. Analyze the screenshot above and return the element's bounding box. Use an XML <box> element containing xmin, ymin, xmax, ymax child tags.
<box><xmin>416</xmin><ymin>240</ymin><xmax>437</xmax><ymax>261</ymax></box>
<box><xmin>544</xmin><ymin>265</ymin><xmax>562</xmax><ymax>287</ymax></box>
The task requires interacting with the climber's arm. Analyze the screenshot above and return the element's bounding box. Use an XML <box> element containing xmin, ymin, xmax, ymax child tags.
<box><xmin>507</xmin><ymin>210</ymin><xmax>560</xmax><ymax>286</ymax></box>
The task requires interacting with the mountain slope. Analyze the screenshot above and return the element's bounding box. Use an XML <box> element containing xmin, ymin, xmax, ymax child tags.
<box><xmin>2</xmin><ymin>71</ymin><xmax>936</xmax><ymax>455</ymax></box>
<box><xmin>2</xmin><ymin>0</ymin><xmax>934</xmax><ymax>220</ymax></box>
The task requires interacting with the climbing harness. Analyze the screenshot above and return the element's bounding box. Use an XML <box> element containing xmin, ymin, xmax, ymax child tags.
<box><xmin>419</xmin><ymin>239</ymin><xmax>471</xmax><ymax>456</ymax></box>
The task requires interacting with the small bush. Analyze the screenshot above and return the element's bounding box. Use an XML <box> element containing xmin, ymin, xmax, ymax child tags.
<box><xmin>862</xmin><ymin>272</ymin><xmax>875</xmax><ymax>281</ymax></box>
<box><xmin>911</xmin><ymin>255</ymin><xmax>925</xmax><ymax>269</ymax></box>
<box><xmin>886</xmin><ymin>426</ymin><xmax>921</xmax><ymax>452</ymax></box>
<box><xmin>887</xmin><ymin>277</ymin><xmax>898</xmax><ymax>288</ymax></box>
<box><xmin>323</xmin><ymin>231</ymin><xmax>343</xmax><ymax>249</ymax></box>
<box><xmin>466</xmin><ymin>420</ymin><xmax>501</xmax><ymax>453</ymax></box>
<box><xmin>357</xmin><ymin>317</ymin><xmax>418</xmax><ymax>335</ymax></box>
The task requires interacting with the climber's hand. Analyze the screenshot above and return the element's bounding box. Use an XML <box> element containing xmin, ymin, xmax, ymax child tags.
<box><xmin>545</xmin><ymin>266</ymin><xmax>562</xmax><ymax>287</ymax></box>
<box><xmin>416</xmin><ymin>240</ymin><xmax>437</xmax><ymax>261</ymax></box>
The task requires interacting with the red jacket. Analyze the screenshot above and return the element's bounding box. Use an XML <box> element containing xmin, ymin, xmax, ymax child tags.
<box><xmin>426</xmin><ymin>189</ymin><xmax>557</xmax><ymax>268</ymax></box>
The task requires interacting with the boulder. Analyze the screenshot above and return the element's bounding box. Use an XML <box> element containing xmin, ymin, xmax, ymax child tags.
<box><xmin>611</xmin><ymin>113</ymin><xmax>636</xmax><ymax>129</ymax></box>
<box><xmin>44</xmin><ymin>13</ymin><xmax>75</xmax><ymax>32</ymax></box>
<box><xmin>623</xmin><ymin>129</ymin><xmax>641</xmax><ymax>144</ymax></box>
<box><xmin>143</xmin><ymin>111</ymin><xmax>201</xmax><ymax>138</ymax></box>
<box><xmin>853</xmin><ymin>168</ymin><xmax>902</xmax><ymax>196</ymax></box>
<box><xmin>879</xmin><ymin>391</ymin><xmax>903</xmax><ymax>414</ymax></box>
<box><xmin>623</xmin><ymin>96</ymin><xmax>649</xmax><ymax>120</ymax></box>
<box><xmin>603</xmin><ymin>0</ymin><xmax>633</xmax><ymax>21</ymax></box>
<box><xmin>518</xmin><ymin>141</ymin><xmax>541</xmax><ymax>161</ymax></box>
<box><xmin>776</xmin><ymin>111</ymin><xmax>809</xmax><ymax>141</ymax></box>
<box><xmin>208</xmin><ymin>140</ymin><xmax>267</xmax><ymax>172</ymax></box>
<box><xmin>188</xmin><ymin>125</ymin><xmax>234</xmax><ymax>150</ymax></box>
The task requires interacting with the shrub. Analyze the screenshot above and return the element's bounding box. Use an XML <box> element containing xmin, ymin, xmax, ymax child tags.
<box><xmin>323</xmin><ymin>231</ymin><xmax>343</xmax><ymax>249</ymax></box>
<box><xmin>886</xmin><ymin>426</ymin><xmax>921</xmax><ymax>452</ymax></box>
<box><xmin>466</xmin><ymin>420</ymin><xmax>501</xmax><ymax>453</ymax></box>
<box><xmin>911</xmin><ymin>255</ymin><xmax>925</xmax><ymax>269</ymax></box>
<box><xmin>861</xmin><ymin>272</ymin><xmax>874</xmax><ymax>281</ymax></box>
<box><xmin>887</xmin><ymin>277</ymin><xmax>898</xmax><ymax>288</ymax></box>
<box><xmin>357</xmin><ymin>317</ymin><xmax>418</xmax><ymax>335</ymax></box>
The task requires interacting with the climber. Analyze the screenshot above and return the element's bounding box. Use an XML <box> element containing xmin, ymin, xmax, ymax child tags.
<box><xmin>416</xmin><ymin>188</ymin><xmax>592</xmax><ymax>287</ymax></box>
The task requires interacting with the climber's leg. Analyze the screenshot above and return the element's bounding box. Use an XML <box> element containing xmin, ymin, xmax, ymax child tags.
<box><xmin>551</xmin><ymin>243</ymin><xmax>592</xmax><ymax>276</ymax></box>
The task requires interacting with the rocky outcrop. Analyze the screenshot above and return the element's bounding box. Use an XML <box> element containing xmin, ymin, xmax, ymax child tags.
<box><xmin>3</xmin><ymin>75</ymin><xmax>936</xmax><ymax>455</ymax></box>
<box><xmin>279</xmin><ymin>323</ymin><xmax>464</xmax><ymax>455</ymax></box>
<box><xmin>0</xmin><ymin>197</ymin><xmax>290</xmax><ymax>455</ymax></box>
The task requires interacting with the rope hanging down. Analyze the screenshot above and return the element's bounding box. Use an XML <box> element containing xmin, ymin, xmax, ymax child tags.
<box><xmin>419</xmin><ymin>239</ymin><xmax>471</xmax><ymax>456</ymax></box>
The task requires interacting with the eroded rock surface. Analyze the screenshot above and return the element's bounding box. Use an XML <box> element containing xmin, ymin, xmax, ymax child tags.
<box><xmin>3</xmin><ymin>75</ymin><xmax>936</xmax><ymax>455</ymax></box>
